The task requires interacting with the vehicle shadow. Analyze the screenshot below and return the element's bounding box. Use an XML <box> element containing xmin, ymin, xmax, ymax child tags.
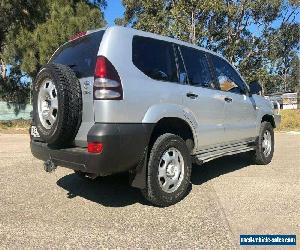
<box><xmin>191</xmin><ymin>153</ymin><xmax>252</xmax><ymax>185</ymax></box>
<box><xmin>56</xmin><ymin>172</ymin><xmax>146</xmax><ymax>207</ymax></box>
<box><xmin>56</xmin><ymin>153</ymin><xmax>252</xmax><ymax>207</ymax></box>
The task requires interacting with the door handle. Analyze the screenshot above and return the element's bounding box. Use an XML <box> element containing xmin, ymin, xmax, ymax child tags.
<box><xmin>224</xmin><ymin>97</ymin><xmax>232</xmax><ymax>103</ymax></box>
<box><xmin>186</xmin><ymin>93</ymin><xmax>198</xmax><ymax>99</ymax></box>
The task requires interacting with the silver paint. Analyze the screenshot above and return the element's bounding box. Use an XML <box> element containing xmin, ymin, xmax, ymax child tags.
<box><xmin>68</xmin><ymin>26</ymin><xmax>279</xmax><ymax>158</ymax></box>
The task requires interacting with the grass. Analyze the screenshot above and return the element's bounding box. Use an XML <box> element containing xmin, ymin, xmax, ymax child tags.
<box><xmin>276</xmin><ymin>109</ymin><xmax>300</xmax><ymax>132</ymax></box>
<box><xmin>0</xmin><ymin>109</ymin><xmax>299</xmax><ymax>134</ymax></box>
<box><xmin>0</xmin><ymin>119</ymin><xmax>31</xmax><ymax>134</ymax></box>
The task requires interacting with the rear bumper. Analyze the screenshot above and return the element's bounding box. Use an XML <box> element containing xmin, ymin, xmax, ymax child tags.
<box><xmin>31</xmin><ymin>141</ymin><xmax>102</xmax><ymax>173</ymax></box>
<box><xmin>31</xmin><ymin>123</ymin><xmax>154</xmax><ymax>176</ymax></box>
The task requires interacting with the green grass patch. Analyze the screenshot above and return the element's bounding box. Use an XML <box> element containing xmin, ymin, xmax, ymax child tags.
<box><xmin>277</xmin><ymin>109</ymin><xmax>300</xmax><ymax>131</ymax></box>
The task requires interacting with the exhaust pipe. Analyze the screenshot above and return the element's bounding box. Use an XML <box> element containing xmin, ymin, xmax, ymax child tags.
<box><xmin>44</xmin><ymin>158</ymin><xmax>57</xmax><ymax>173</ymax></box>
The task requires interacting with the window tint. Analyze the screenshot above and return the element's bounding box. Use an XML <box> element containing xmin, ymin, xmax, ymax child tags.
<box><xmin>211</xmin><ymin>55</ymin><xmax>246</xmax><ymax>94</ymax></box>
<box><xmin>180</xmin><ymin>46</ymin><xmax>214</xmax><ymax>88</ymax></box>
<box><xmin>132</xmin><ymin>36</ymin><xmax>178</xmax><ymax>82</ymax></box>
<box><xmin>50</xmin><ymin>31</ymin><xmax>104</xmax><ymax>78</ymax></box>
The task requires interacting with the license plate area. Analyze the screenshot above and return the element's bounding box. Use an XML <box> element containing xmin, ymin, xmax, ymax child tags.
<box><xmin>31</xmin><ymin>126</ymin><xmax>40</xmax><ymax>138</ymax></box>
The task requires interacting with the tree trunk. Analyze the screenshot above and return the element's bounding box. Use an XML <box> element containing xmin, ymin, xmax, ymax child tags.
<box><xmin>190</xmin><ymin>11</ymin><xmax>196</xmax><ymax>45</ymax></box>
<box><xmin>0</xmin><ymin>59</ymin><xmax>7</xmax><ymax>80</ymax></box>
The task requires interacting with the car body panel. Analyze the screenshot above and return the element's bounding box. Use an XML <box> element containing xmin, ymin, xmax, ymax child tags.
<box><xmin>223</xmin><ymin>92</ymin><xmax>257</xmax><ymax>142</ymax></box>
<box><xmin>181</xmin><ymin>85</ymin><xmax>227</xmax><ymax>148</ymax></box>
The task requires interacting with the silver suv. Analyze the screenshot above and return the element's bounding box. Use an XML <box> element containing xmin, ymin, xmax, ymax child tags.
<box><xmin>30</xmin><ymin>26</ymin><xmax>281</xmax><ymax>206</ymax></box>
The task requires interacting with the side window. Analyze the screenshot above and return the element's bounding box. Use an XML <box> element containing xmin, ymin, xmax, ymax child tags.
<box><xmin>180</xmin><ymin>46</ymin><xmax>214</xmax><ymax>88</ymax></box>
<box><xmin>211</xmin><ymin>55</ymin><xmax>246</xmax><ymax>94</ymax></box>
<box><xmin>132</xmin><ymin>36</ymin><xmax>178</xmax><ymax>82</ymax></box>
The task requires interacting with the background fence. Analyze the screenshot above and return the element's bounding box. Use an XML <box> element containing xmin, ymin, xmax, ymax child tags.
<box><xmin>0</xmin><ymin>101</ymin><xmax>32</xmax><ymax>121</ymax></box>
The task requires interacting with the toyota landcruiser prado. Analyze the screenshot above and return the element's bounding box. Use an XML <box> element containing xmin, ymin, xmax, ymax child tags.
<box><xmin>30</xmin><ymin>26</ymin><xmax>281</xmax><ymax>206</ymax></box>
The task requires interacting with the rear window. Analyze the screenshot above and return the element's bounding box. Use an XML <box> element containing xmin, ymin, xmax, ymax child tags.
<box><xmin>50</xmin><ymin>30</ymin><xmax>105</xmax><ymax>78</ymax></box>
<box><xmin>132</xmin><ymin>36</ymin><xmax>178</xmax><ymax>82</ymax></box>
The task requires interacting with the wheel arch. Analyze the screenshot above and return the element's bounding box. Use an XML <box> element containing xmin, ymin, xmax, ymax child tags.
<box><xmin>142</xmin><ymin>104</ymin><xmax>198</xmax><ymax>153</ymax></box>
<box><xmin>261</xmin><ymin>114</ymin><xmax>276</xmax><ymax>128</ymax></box>
<box><xmin>148</xmin><ymin>117</ymin><xmax>195</xmax><ymax>153</ymax></box>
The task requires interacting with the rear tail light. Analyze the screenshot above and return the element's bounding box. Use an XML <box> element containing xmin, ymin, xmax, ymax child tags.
<box><xmin>88</xmin><ymin>142</ymin><xmax>103</xmax><ymax>154</ymax></box>
<box><xmin>93</xmin><ymin>56</ymin><xmax>123</xmax><ymax>100</ymax></box>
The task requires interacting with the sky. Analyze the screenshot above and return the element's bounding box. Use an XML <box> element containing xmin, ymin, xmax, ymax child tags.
<box><xmin>103</xmin><ymin>1</ymin><xmax>299</xmax><ymax>37</ymax></box>
<box><xmin>104</xmin><ymin>0</ymin><xmax>125</xmax><ymax>26</ymax></box>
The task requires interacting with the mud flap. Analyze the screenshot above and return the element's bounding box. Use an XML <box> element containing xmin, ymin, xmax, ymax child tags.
<box><xmin>129</xmin><ymin>147</ymin><xmax>148</xmax><ymax>189</ymax></box>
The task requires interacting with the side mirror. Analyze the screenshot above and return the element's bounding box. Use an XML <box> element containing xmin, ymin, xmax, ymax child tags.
<box><xmin>249</xmin><ymin>81</ymin><xmax>262</xmax><ymax>95</ymax></box>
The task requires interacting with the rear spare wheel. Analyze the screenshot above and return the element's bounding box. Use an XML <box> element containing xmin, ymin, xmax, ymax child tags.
<box><xmin>33</xmin><ymin>63</ymin><xmax>82</xmax><ymax>146</ymax></box>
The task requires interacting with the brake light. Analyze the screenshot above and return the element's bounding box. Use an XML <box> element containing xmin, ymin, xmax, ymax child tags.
<box><xmin>69</xmin><ymin>31</ymin><xmax>87</xmax><ymax>41</ymax></box>
<box><xmin>93</xmin><ymin>56</ymin><xmax>123</xmax><ymax>100</ymax></box>
<box><xmin>88</xmin><ymin>142</ymin><xmax>103</xmax><ymax>154</ymax></box>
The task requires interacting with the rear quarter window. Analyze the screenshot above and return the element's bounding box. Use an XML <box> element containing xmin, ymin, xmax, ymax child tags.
<box><xmin>50</xmin><ymin>31</ymin><xmax>104</xmax><ymax>78</ymax></box>
<box><xmin>132</xmin><ymin>36</ymin><xmax>178</xmax><ymax>83</ymax></box>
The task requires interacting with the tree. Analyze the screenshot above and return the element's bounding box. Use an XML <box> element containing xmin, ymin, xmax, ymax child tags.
<box><xmin>0</xmin><ymin>0</ymin><xmax>106</xmax><ymax>102</ymax></box>
<box><xmin>2</xmin><ymin>0</ymin><xmax>106</xmax><ymax>78</ymax></box>
<box><xmin>118</xmin><ymin>0</ymin><xmax>300</xmax><ymax>93</ymax></box>
<box><xmin>289</xmin><ymin>53</ymin><xmax>300</xmax><ymax>92</ymax></box>
<box><xmin>0</xmin><ymin>0</ymin><xmax>49</xmax><ymax>80</ymax></box>
<box><xmin>265</xmin><ymin>22</ymin><xmax>300</xmax><ymax>92</ymax></box>
<box><xmin>0</xmin><ymin>65</ymin><xmax>30</xmax><ymax>103</ymax></box>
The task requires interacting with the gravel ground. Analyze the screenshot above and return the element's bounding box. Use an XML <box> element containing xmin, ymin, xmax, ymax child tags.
<box><xmin>0</xmin><ymin>133</ymin><xmax>299</xmax><ymax>249</ymax></box>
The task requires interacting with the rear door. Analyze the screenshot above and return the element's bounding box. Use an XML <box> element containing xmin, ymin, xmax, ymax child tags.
<box><xmin>177</xmin><ymin>45</ymin><xmax>226</xmax><ymax>149</ymax></box>
<box><xmin>49</xmin><ymin>30</ymin><xmax>105</xmax><ymax>146</ymax></box>
<box><xmin>209</xmin><ymin>54</ymin><xmax>257</xmax><ymax>142</ymax></box>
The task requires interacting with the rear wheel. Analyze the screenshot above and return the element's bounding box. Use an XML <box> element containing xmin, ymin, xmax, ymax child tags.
<box><xmin>251</xmin><ymin>121</ymin><xmax>274</xmax><ymax>165</ymax></box>
<box><xmin>142</xmin><ymin>133</ymin><xmax>192</xmax><ymax>207</ymax></box>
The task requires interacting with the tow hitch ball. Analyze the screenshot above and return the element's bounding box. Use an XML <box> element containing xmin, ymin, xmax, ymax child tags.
<box><xmin>44</xmin><ymin>159</ymin><xmax>57</xmax><ymax>173</ymax></box>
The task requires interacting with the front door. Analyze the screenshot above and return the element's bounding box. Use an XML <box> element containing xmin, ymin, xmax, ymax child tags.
<box><xmin>209</xmin><ymin>54</ymin><xmax>257</xmax><ymax>142</ymax></box>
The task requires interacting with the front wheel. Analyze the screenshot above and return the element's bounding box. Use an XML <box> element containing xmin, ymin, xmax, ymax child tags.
<box><xmin>141</xmin><ymin>133</ymin><xmax>192</xmax><ymax>207</ymax></box>
<box><xmin>251</xmin><ymin>121</ymin><xmax>274</xmax><ymax>165</ymax></box>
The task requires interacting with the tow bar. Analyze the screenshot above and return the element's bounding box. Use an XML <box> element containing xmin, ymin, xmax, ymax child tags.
<box><xmin>44</xmin><ymin>158</ymin><xmax>57</xmax><ymax>173</ymax></box>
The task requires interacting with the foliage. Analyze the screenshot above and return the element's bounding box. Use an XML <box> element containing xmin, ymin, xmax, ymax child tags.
<box><xmin>0</xmin><ymin>0</ymin><xmax>106</xmax><ymax>102</ymax></box>
<box><xmin>0</xmin><ymin>65</ymin><xmax>30</xmax><ymax>103</ymax></box>
<box><xmin>119</xmin><ymin>0</ymin><xmax>300</xmax><ymax>94</ymax></box>
<box><xmin>289</xmin><ymin>52</ymin><xmax>300</xmax><ymax>92</ymax></box>
<box><xmin>2</xmin><ymin>0</ymin><xmax>106</xmax><ymax>77</ymax></box>
<box><xmin>0</xmin><ymin>0</ymin><xmax>299</xmax><ymax>100</ymax></box>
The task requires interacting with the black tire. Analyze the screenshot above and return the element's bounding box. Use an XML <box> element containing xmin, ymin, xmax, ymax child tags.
<box><xmin>33</xmin><ymin>63</ymin><xmax>82</xmax><ymax>147</ymax></box>
<box><xmin>251</xmin><ymin>121</ymin><xmax>274</xmax><ymax>165</ymax></box>
<box><xmin>142</xmin><ymin>133</ymin><xmax>192</xmax><ymax>207</ymax></box>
